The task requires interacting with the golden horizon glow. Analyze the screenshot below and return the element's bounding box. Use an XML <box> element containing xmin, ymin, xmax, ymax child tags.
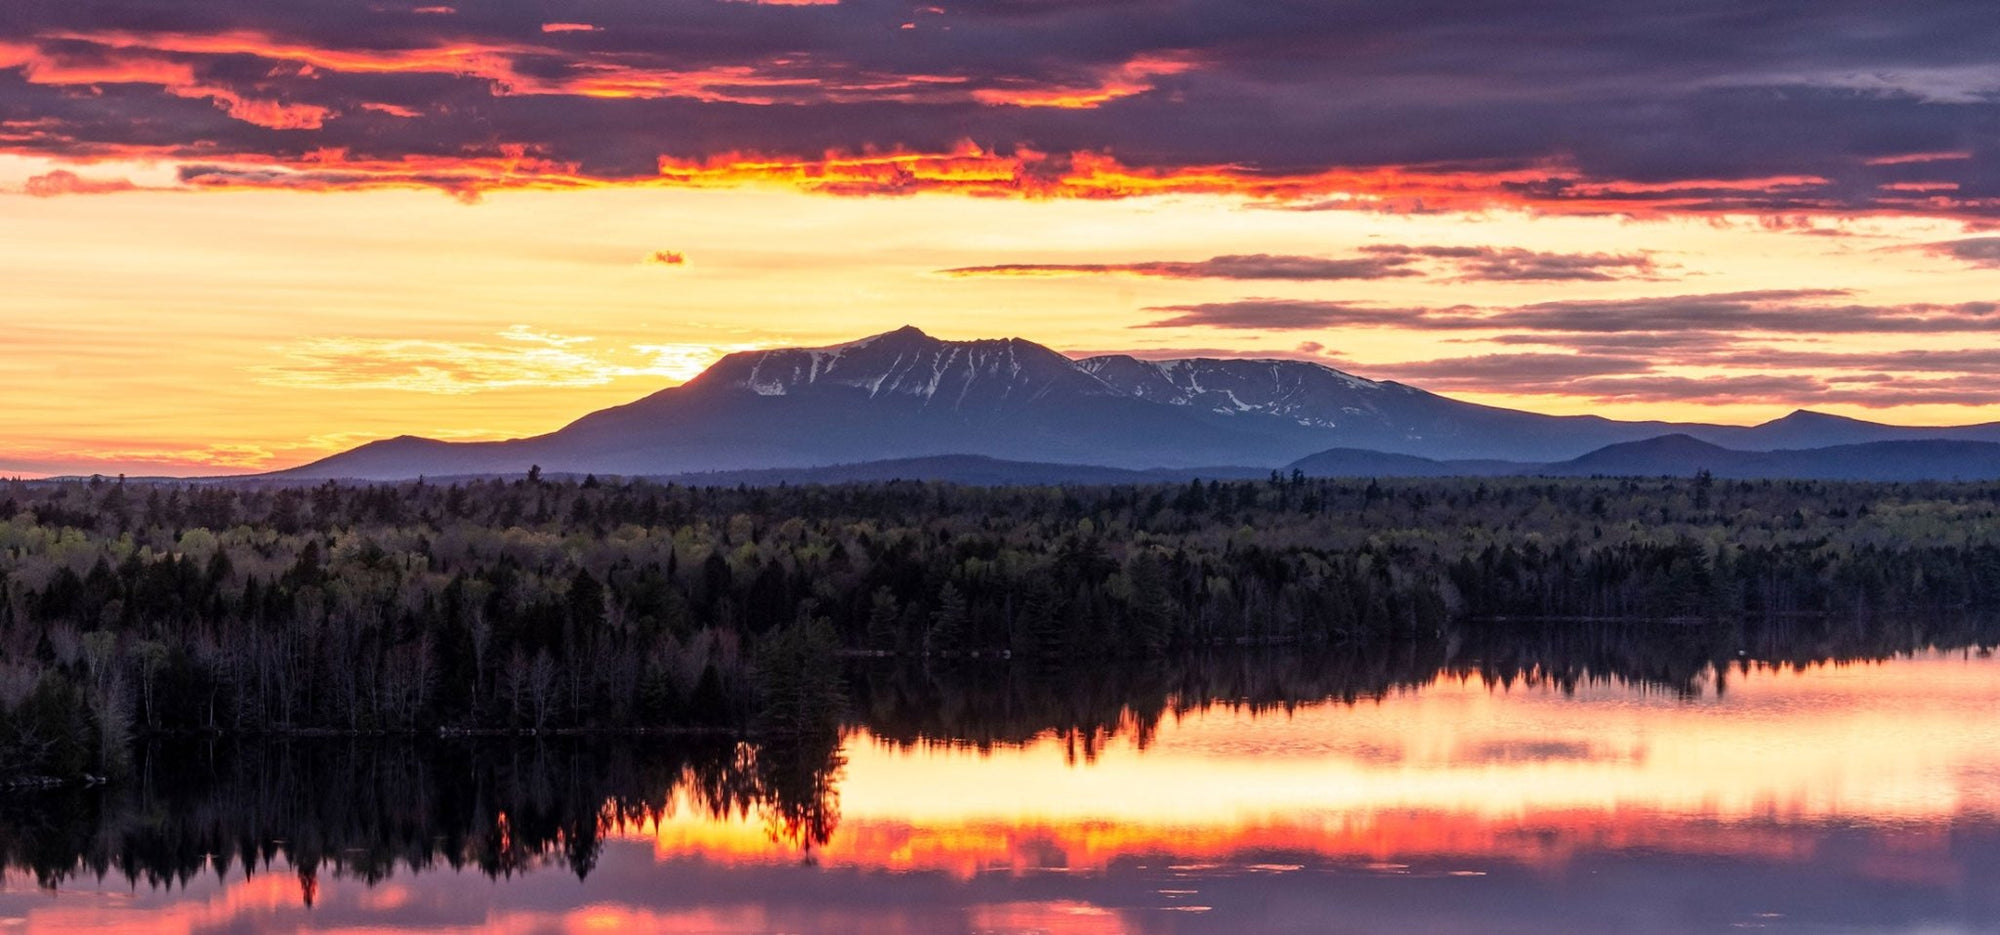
<box><xmin>5</xmin><ymin>161</ymin><xmax>2000</xmax><ymax>476</ymax></box>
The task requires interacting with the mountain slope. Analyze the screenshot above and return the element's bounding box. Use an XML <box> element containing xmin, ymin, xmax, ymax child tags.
<box><xmin>656</xmin><ymin>455</ymin><xmax>1270</xmax><ymax>487</ymax></box>
<box><xmin>1538</xmin><ymin>436</ymin><xmax>2000</xmax><ymax>481</ymax></box>
<box><xmin>1283</xmin><ymin>436</ymin><xmax>2000</xmax><ymax>481</ymax></box>
<box><xmin>1696</xmin><ymin>409</ymin><xmax>2000</xmax><ymax>450</ymax></box>
<box><xmin>1284</xmin><ymin>448</ymin><xmax>1524</xmax><ymax>478</ymax></box>
<box><xmin>1078</xmin><ymin>353</ymin><xmax>1730</xmax><ymax>460</ymax></box>
<box><xmin>275</xmin><ymin>326</ymin><xmax>2000</xmax><ymax>482</ymax></box>
<box><xmin>278</xmin><ymin>328</ymin><xmax>1336</xmax><ymax>480</ymax></box>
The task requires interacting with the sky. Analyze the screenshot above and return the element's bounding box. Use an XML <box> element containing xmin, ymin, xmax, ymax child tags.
<box><xmin>3</xmin><ymin>0</ymin><xmax>1999</xmax><ymax>477</ymax></box>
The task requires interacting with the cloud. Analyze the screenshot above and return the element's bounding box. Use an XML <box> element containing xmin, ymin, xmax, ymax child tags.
<box><xmin>945</xmin><ymin>246</ymin><xmax>1664</xmax><ymax>283</ymax></box>
<box><xmin>1138</xmin><ymin>290</ymin><xmax>2000</xmax><ymax>334</ymax></box>
<box><xmin>254</xmin><ymin>328</ymin><xmax>764</xmax><ymax>394</ymax></box>
<box><xmin>23</xmin><ymin>169</ymin><xmax>137</xmax><ymax>196</ymax></box>
<box><xmin>1923</xmin><ymin>237</ymin><xmax>2000</xmax><ymax>268</ymax></box>
<box><xmin>1359</xmin><ymin>245</ymin><xmax>1664</xmax><ymax>282</ymax></box>
<box><xmin>1065</xmin><ymin>345</ymin><xmax>1342</xmax><ymax>363</ymax></box>
<box><xmin>1704</xmin><ymin>347</ymin><xmax>2000</xmax><ymax>373</ymax></box>
<box><xmin>1489</xmin><ymin>292</ymin><xmax>2000</xmax><ymax>334</ymax></box>
<box><xmin>1555</xmin><ymin>374</ymin><xmax>1831</xmax><ymax>404</ymax></box>
<box><xmin>3</xmin><ymin>3</ymin><xmax>2000</xmax><ymax>214</ymax></box>
<box><xmin>0</xmin><ymin>443</ymin><xmax>281</xmax><ymax>476</ymax></box>
<box><xmin>941</xmin><ymin>253</ymin><xmax>1420</xmax><ymax>281</ymax></box>
<box><xmin>1367</xmin><ymin>353</ymin><xmax>1655</xmax><ymax>387</ymax></box>
<box><xmin>1137</xmin><ymin>300</ymin><xmax>1433</xmax><ymax>330</ymax></box>
<box><xmin>1483</xmin><ymin>332</ymin><xmax>1742</xmax><ymax>352</ymax></box>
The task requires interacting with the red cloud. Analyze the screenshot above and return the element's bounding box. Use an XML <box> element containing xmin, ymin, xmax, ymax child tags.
<box><xmin>359</xmin><ymin>101</ymin><xmax>422</xmax><ymax>118</ymax></box>
<box><xmin>8</xmin><ymin>6</ymin><xmax>2000</xmax><ymax>219</ymax></box>
<box><xmin>0</xmin><ymin>38</ymin><xmax>328</xmax><ymax>129</ymax></box>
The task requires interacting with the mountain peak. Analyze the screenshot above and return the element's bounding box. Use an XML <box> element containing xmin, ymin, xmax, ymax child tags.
<box><xmin>850</xmin><ymin>324</ymin><xmax>931</xmax><ymax>347</ymax></box>
<box><xmin>685</xmin><ymin>326</ymin><xmax>1111</xmax><ymax>406</ymax></box>
<box><xmin>1762</xmin><ymin>409</ymin><xmax>1873</xmax><ymax>428</ymax></box>
<box><xmin>1611</xmin><ymin>433</ymin><xmax>1730</xmax><ymax>453</ymax></box>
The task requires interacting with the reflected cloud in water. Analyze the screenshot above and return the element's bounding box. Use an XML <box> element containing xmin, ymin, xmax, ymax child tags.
<box><xmin>4</xmin><ymin>622</ymin><xmax>1999</xmax><ymax>934</ymax></box>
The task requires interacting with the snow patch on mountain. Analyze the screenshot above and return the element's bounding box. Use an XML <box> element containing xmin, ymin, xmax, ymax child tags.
<box><xmin>1077</xmin><ymin>355</ymin><xmax>1390</xmax><ymax>428</ymax></box>
<box><xmin>697</xmin><ymin>326</ymin><xmax>1118</xmax><ymax>409</ymax></box>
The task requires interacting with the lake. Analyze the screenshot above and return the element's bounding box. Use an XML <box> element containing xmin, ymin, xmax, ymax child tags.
<box><xmin>5</xmin><ymin>637</ymin><xmax>1999</xmax><ymax>934</ymax></box>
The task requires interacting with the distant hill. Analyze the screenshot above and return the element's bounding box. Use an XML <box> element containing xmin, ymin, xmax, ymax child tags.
<box><xmin>1536</xmin><ymin>436</ymin><xmax>2000</xmax><ymax>481</ymax></box>
<box><xmin>1280</xmin><ymin>435</ymin><xmax>2000</xmax><ymax>482</ymax></box>
<box><xmin>654</xmin><ymin>455</ymin><xmax>1270</xmax><ymax>487</ymax></box>
<box><xmin>271</xmin><ymin>325</ymin><xmax>2000</xmax><ymax>482</ymax></box>
<box><xmin>1284</xmin><ymin>448</ymin><xmax>1525</xmax><ymax>478</ymax></box>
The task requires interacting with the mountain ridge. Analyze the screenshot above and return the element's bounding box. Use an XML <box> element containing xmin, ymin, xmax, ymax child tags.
<box><xmin>271</xmin><ymin>326</ymin><xmax>2000</xmax><ymax>481</ymax></box>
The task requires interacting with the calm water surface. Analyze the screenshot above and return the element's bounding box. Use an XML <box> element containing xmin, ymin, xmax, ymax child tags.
<box><xmin>6</xmin><ymin>649</ymin><xmax>2000</xmax><ymax>934</ymax></box>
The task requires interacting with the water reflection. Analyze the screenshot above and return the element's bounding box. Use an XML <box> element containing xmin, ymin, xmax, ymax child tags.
<box><xmin>4</xmin><ymin>618</ymin><xmax>1999</xmax><ymax>933</ymax></box>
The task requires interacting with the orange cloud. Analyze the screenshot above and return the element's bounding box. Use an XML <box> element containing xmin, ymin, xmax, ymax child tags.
<box><xmin>41</xmin><ymin>29</ymin><xmax>528</xmax><ymax>81</ymax></box>
<box><xmin>24</xmin><ymin>169</ymin><xmax>138</xmax><ymax>196</ymax></box>
<box><xmin>359</xmin><ymin>101</ymin><xmax>423</xmax><ymax>117</ymax></box>
<box><xmin>0</xmin><ymin>38</ymin><xmax>328</xmax><ymax>129</ymax></box>
<box><xmin>128</xmin><ymin>137</ymin><xmax>1700</xmax><ymax>213</ymax></box>
<box><xmin>971</xmin><ymin>52</ymin><xmax>1201</xmax><ymax>109</ymax></box>
<box><xmin>192</xmin><ymin>87</ymin><xmax>330</xmax><ymax>129</ymax></box>
<box><xmin>0</xmin><ymin>38</ymin><xmax>196</xmax><ymax>86</ymax></box>
<box><xmin>648</xmin><ymin>142</ymin><xmax>1575</xmax><ymax>210</ymax></box>
<box><xmin>176</xmin><ymin>144</ymin><xmax>609</xmax><ymax>202</ymax></box>
<box><xmin>1863</xmin><ymin>150</ymin><xmax>1973</xmax><ymax>166</ymax></box>
<box><xmin>25</xmin><ymin>30</ymin><xmax>973</xmax><ymax>107</ymax></box>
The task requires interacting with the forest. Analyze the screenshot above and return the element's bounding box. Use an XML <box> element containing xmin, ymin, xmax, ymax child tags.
<box><xmin>2</xmin><ymin>472</ymin><xmax>1998</xmax><ymax>784</ymax></box>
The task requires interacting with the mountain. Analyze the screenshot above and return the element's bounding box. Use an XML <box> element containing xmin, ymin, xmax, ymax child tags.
<box><xmin>1284</xmin><ymin>448</ymin><xmax>1524</xmax><ymax>478</ymax></box>
<box><xmin>279</xmin><ymin>327</ymin><xmax>1331</xmax><ymax>480</ymax></box>
<box><xmin>1075</xmin><ymin>356</ymin><xmax>2000</xmax><ymax>460</ymax></box>
<box><xmin>1535</xmin><ymin>435</ymin><xmax>1744</xmax><ymax>478</ymax></box>
<box><xmin>653</xmin><ymin>455</ymin><xmax>1270</xmax><ymax>487</ymax></box>
<box><xmin>1281</xmin><ymin>436</ymin><xmax>2000</xmax><ymax>482</ymax></box>
<box><xmin>276</xmin><ymin>325</ymin><xmax>2000</xmax><ymax>482</ymax></box>
<box><xmin>1536</xmin><ymin>437</ymin><xmax>2000</xmax><ymax>481</ymax></box>
<box><xmin>1077</xmin><ymin>353</ymin><xmax>1687</xmax><ymax>459</ymax></box>
<box><xmin>1683</xmin><ymin>409</ymin><xmax>2000</xmax><ymax>451</ymax></box>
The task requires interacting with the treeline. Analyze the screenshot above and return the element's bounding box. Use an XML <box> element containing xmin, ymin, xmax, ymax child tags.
<box><xmin>3</xmin><ymin>473</ymin><xmax>1999</xmax><ymax>780</ymax></box>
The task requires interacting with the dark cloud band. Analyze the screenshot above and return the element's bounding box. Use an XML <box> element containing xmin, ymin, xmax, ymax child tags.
<box><xmin>2</xmin><ymin>1</ymin><xmax>1998</xmax><ymax>214</ymax></box>
<box><xmin>1140</xmin><ymin>290</ymin><xmax>2000</xmax><ymax>334</ymax></box>
<box><xmin>943</xmin><ymin>247</ymin><xmax>1661</xmax><ymax>282</ymax></box>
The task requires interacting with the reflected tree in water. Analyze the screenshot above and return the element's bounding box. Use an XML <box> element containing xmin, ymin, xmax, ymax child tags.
<box><xmin>4</xmin><ymin>613</ymin><xmax>1990</xmax><ymax>904</ymax></box>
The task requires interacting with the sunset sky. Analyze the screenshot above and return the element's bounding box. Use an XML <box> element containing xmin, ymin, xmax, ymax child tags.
<box><xmin>4</xmin><ymin>1</ymin><xmax>2000</xmax><ymax>476</ymax></box>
